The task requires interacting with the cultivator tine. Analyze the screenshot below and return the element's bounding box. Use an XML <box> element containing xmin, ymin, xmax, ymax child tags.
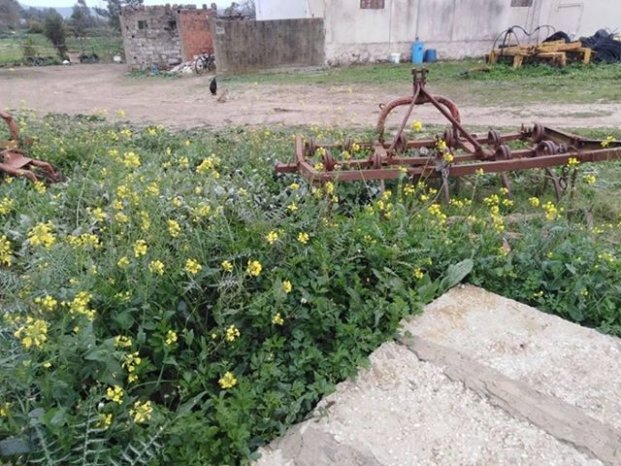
<box><xmin>274</xmin><ymin>68</ymin><xmax>621</xmax><ymax>201</ymax></box>
<box><xmin>0</xmin><ymin>110</ymin><xmax>62</xmax><ymax>184</ymax></box>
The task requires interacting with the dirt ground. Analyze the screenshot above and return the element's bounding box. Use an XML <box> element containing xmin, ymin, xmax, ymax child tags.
<box><xmin>2</xmin><ymin>64</ymin><xmax>621</xmax><ymax>130</ymax></box>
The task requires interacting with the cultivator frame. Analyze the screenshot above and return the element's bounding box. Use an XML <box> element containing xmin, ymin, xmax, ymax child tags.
<box><xmin>1</xmin><ymin>110</ymin><xmax>62</xmax><ymax>183</ymax></box>
<box><xmin>275</xmin><ymin>68</ymin><xmax>621</xmax><ymax>198</ymax></box>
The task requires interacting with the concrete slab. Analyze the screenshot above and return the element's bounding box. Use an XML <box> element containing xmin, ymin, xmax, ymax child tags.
<box><xmin>255</xmin><ymin>286</ymin><xmax>621</xmax><ymax>466</ymax></box>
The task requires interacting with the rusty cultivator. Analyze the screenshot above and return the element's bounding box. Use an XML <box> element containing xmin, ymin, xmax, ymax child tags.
<box><xmin>275</xmin><ymin>68</ymin><xmax>621</xmax><ymax>199</ymax></box>
<box><xmin>1</xmin><ymin>110</ymin><xmax>61</xmax><ymax>183</ymax></box>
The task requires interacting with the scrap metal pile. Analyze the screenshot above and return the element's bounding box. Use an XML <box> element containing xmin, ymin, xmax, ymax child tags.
<box><xmin>0</xmin><ymin>110</ymin><xmax>61</xmax><ymax>183</ymax></box>
<box><xmin>275</xmin><ymin>68</ymin><xmax>621</xmax><ymax>199</ymax></box>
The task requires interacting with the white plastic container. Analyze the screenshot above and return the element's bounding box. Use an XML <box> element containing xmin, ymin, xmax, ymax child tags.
<box><xmin>389</xmin><ymin>52</ymin><xmax>401</xmax><ymax>64</ymax></box>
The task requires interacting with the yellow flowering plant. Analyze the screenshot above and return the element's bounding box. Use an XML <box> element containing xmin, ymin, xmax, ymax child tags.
<box><xmin>2</xmin><ymin>114</ymin><xmax>619</xmax><ymax>465</ymax></box>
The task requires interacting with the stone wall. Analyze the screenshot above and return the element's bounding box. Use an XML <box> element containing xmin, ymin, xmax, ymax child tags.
<box><xmin>120</xmin><ymin>5</ymin><xmax>214</xmax><ymax>70</ymax></box>
<box><xmin>211</xmin><ymin>18</ymin><xmax>324</xmax><ymax>73</ymax></box>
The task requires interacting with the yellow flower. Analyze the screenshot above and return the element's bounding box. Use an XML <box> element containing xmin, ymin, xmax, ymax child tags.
<box><xmin>272</xmin><ymin>312</ymin><xmax>284</xmax><ymax>325</ymax></box>
<box><xmin>528</xmin><ymin>197</ymin><xmax>540</xmax><ymax>208</ymax></box>
<box><xmin>567</xmin><ymin>157</ymin><xmax>580</xmax><ymax>168</ymax></box>
<box><xmin>443</xmin><ymin>152</ymin><xmax>454</xmax><ymax>163</ymax></box>
<box><xmin>193</xmin><ymin>203</ymin><xmax>211</xmax><ymax>219</ymax></box>
<box><xmin>130</xmin><ymin>400</ymin><xmax>153</xmax><ymax>424</ymax></box>
<box><xmin>584</xmin><ymin>174</ymin><xmax>597</xmax><ymax>185</ymax></box>
<box><xmin>28</xmin><ymin>222</ymin><xmax>56</xmax><ymax>248</ymax></box>
<box><xmin>115</xmin><ymin>212</ymin><xmax>129</xmax><ymax>223</ymax></box>
<box><xmin>122</xmin><ymin>151</ymin><xmax>141</xmax><ymax>168</ymax></box>
<box><xmin>265</xmin><ymin>230</ymin><xmax>279</xmax><ymax>244</ymax></box>
<box><xmin>225</xmin><ymin>324</ymin><xmax>240</xmax><ymax>342</ymax></box>
<box><xmin>178</xmin><ymin>156</ymin><xmax>190</xmax><ymax>169</ymax></box>
<box><xmin>134</xmin><ymin>240</ymin><xmax>148</xmax><ymax>258</ymax></box>
<box><xmin>167</xmin><ymin>219</ymin><xmax>181</xmax><ymax>238</ymax></box>
<box><xmin>413</xmin><ymin>268</ymin><xmax>424</xmax><ymax>280</ymax></box>
<box><xmin>601</xmin><ymin>136</ymin><xmax>615</xmax><ymax>148</ymax></box>
<box><xmin>146</xmin><ymin>182</ymin><xmax>159</xmax><ymax>196</ymax></box>
<box><xmin>282</xmin><ymin>280</ymin><xmax>292</xmax><ymax>294</ymax></box>
<box><xmin>106</xmin><ymin>385</ymin><xmax>124</xmax><ymax>404</ymax></box>
<box><xmin>297</xmin><ymin>232</ymin><xmax>310</xmax><ymax>244</ymax></box>
<box><xmin>0</xmin><ymin>403</ymin><xmax>9</xmax><ymax>417</ymax></box>
<box><xmin>247</xmin><ymin>260</ymin><xmax>262</xmax><ymax>277</ymax></box>
<box><xmin>114</xmin><ymin>335</ymin><xmax>132</xmax><ymax>348</ymax></box>
<box><xmin>123</xmin><ymin>351</ymin><xmax>142</xmax><ymax>374</ymax></box>
<box><xmin>165</xmin><ymin>330</ymin><xmax>178</xmax><ymax>346</ymax></box>
<box><xmin>221</xmin><ymin>260</ymin><xmax>233</xmax><ymax>272</ymax></box>
<box><xmin>33</xmin><ymin>181</ymin><xmax>46</xmax><ymax>194</ymax></box>
<box><xmin>69</xmin><ymin>291</ymin><xmax>96</xmax><ymax>319</ymax></box>
<box><xmin>13</xmin><ymin>317</ymin><xmax>48</xmax><ymax>349</ymax></box>
<box><xmin>410</xmin><ymin>120</ymin><xmax>423</xmax><ymax>132</ymax></box>
<box><xmin>542</xmin><ymin>201</ymin><xmax>558</xmax><ymax>221</ymax></box>
<box><xmin>427</xmin><ymin>204</ymin><xmax>447</xmax><ymax>224</ymax></box>
<box><xmin>117</xmin><ymin>256</ymin><xmax>130</xmax><ymax>268</ymax></box>
<box><xmin>287</xmin><ymin>202</ymin><xmax>298</xmax><ymax>212</ymax></box>
<box><xmin>185</xmin><ymin>258</ymin><xmax>202</xmax><ymax>275</ymax></box>
<box><xmin>289</xmin><ymin>182</ymin><xmax>300</xmax><ymax>190</ymax></box>
<box><xmin>436</xmin><ymin>139</ymin><xmax>447</xmax><ymax>152</ymax></box>
<box><xmin>218</xmin><ymin>371</ymin><xmax>237</xmax><ymax>389</ymax></box>
<box><xmin>148</xmin><ymin>260</ymin><xmax>165</xmax><ymax>275</ymax></box>
<box><xmin>0</xmin><ymin>235</ymin><xmax>13</xmax><ymax>266</ymax></box>
<box><xmin>97</xmin><ymin>413</ymin><xmax>112</xmax><ymax>430</ymax></box>
<box><xmin>171</xmin><ymin>196</ymin><xmax>183</xmax><ymax>208</ymax></box>
<box><xmin>196</xmin><ymin>157</ymin><xmax>216</xmax><ymax>174</ymax></box>
<box><xmin>324</xmin><ymin>181</ymin><xmax>335</xmax><ymax>194</ymax></box>
<box><xmin>34</xmin><ymin>295</ymin><xmax>58</xmax><ymax>311</ymax></box>
<box><xmin>0</xmin><ymin>196</ymin><xmax>15</xmax><ymax>215</ymax></box>
<box><xmin>351</xmin><ymin>142</ymin><xmax>361</xmax><ymax>152</ymax></box>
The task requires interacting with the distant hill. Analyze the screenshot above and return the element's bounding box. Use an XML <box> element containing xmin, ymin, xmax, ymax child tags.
<box><xmin>20</xmin><ymin>4</ymin><xmax>94</xmax><ymax>19</ymax></box>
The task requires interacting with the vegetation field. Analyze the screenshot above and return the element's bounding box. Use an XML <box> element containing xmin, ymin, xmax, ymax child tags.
<box><xmin>224</xmin><ymin>60</ymin><xmax>621</xmax><ymax>106</ymax></box>
<box><xmin>0</xmin><ymin>32</ymin><xmax>122</xmax><ymax>66</ymax></box>
<box><xmin>0</xmin><ymin>112</ymin><xmax>620</xmax><ymax>464</ymax></box>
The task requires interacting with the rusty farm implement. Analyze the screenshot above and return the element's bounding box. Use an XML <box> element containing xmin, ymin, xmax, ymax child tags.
<box><xmin>275</xmin><ymin>68</ymin><xmax>621</xmax><ymax>200</ymax></box>
<box><xmin>1</xmin><ymin>110</ymin><xmax>62</xmax><ymax>183</ymax></box>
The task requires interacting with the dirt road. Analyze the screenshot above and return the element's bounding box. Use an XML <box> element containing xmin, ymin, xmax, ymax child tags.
<box><xmin>2</xmin><ymin>64</ymin><xmax>621</xmax><ymax>130</ymax></box>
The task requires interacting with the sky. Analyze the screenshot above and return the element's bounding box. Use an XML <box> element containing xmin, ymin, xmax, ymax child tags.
<box><xmin>21</xmin><ymin>0</ymin><xmax>229</xmax><ymax>9</ymax></box>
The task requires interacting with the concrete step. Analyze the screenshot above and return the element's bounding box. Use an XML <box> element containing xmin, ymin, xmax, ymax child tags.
<box><xmin>254</xmin><ymin>286</ymin><xmax>621</xmax><ymax>466</ymax></box>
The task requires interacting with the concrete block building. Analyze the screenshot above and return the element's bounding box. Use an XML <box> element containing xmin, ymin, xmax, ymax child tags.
<box><xmin>120</xmin><ymin>4</ymin><xmax>216</xmax><ymax>70</ymax></box>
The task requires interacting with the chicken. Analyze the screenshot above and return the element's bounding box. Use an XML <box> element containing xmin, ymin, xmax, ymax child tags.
<box><xmin>209</xmin><ymin>77</ymin><xmax>217</xmax><ymax>96</ymax></box>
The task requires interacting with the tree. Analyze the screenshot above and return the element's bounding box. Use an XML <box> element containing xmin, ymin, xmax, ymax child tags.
<box><xmin>70</xmin><ymin>0</ymin><xmax>95</xmax><ymax>37</ymax></box>
<box><xmin>95</xmin><ymin>0</ymin><xmax>142</xmax><ymax>31</ymax></box>
<box><xmin>0</xmin><ymin>0</ymin><xmax>21</xmax><ymax>32</ymax></box>
<box><xmin>43</xmin><ymin>9</ymin><xmax>67</xmax><ymax>58</ymax></box>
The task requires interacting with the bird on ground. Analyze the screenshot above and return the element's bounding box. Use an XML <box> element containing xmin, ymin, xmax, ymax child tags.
<box><xmin>209</xmin><ymin>77</ymin><xmax>217</xmax><ymax>96</ymax></box>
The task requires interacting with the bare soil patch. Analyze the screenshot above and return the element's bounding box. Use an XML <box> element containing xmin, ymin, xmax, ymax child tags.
<box><xmin>2</xmin><ymin>64</ymin><xmax>620</xmax><ymax>130</ymax></box>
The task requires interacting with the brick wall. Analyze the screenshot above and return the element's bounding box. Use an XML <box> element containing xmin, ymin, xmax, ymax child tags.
<box><xmin>179</xmin><ymin>9</ymin><xmax>215</xmax><ymax>61</ymax></box>
<box><xmin>211</xmin><ymin>18</ymin><xmax>325</xmax><ymax>73</ymax></box>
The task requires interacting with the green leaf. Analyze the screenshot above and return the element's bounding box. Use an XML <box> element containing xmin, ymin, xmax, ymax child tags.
<box><xmin>441</xmin><ymin>259</ymin><xmax>474</xmax><ymax>291</ymax></box>
<box><xmin>0</xmin><ymin>437</ymin><xmax>32</xmax><ymax>456</ymax></box>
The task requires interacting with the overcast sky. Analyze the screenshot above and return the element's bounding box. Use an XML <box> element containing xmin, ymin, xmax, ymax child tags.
<box><xmin>22</xmin><ymin>0</ymin><xmax>229</xmax><ymax>9</ymax></box>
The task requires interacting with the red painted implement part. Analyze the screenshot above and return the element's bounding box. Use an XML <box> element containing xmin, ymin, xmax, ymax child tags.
<box><xmin>274</xmin><ymin>68</ymin><xmax>621</xmax><ymax>196</ymax></box>
<box><xmin>1</xmin><ymin>110</ymin><xmax>62</xmax><ymax>183</ymax></box>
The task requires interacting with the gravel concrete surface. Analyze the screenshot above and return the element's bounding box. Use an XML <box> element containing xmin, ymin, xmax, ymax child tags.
<box><xmin>255</xmin><ymin>286</ymin><xmax>621</xmax><ymax>466</ymax></box>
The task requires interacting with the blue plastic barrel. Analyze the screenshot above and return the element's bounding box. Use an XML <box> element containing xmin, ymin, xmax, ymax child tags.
<box><xmin>411</xmin><ymin>40</ymin><xmax>424</xmax><ymax>64</ymax></box>
<box><xmin>424</xmin><ymin>49</ymin><xmax>437</xmax><ymax>63</ymax></box>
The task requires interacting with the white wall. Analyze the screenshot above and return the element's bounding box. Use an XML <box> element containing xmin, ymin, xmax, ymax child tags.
<box><xmin>255</xmin><ymin>0</ymin><xmax>312</xmax><ymax>20</ymax></box>
<box><xmin>256</xmin><ymin>0</ymin><xmax>621</xmax><ymax>65</ymax></box>
<box><xmin>541</xmin><ymin>0</ymin><xmax>621</xmax><ymax>39</ymax></box>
